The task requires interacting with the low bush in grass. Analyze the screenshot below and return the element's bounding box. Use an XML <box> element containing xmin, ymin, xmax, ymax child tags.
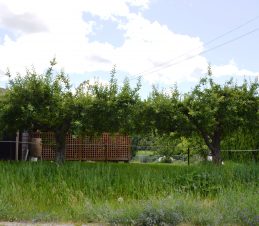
<box><xmin>109</xmin><ymin>188</ymin><xmax>259</xmax><ymax>225</ymax></box>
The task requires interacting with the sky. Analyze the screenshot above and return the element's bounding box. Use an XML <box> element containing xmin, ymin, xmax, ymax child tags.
<box><xmin>0</xmin><ymin>0</ymin><xmax>258</xmax><ymax>98</ymax></box>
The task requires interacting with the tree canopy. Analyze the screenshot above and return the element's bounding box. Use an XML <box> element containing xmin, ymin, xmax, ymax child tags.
<box><xmin>74</xmin><ymin>66</ymin><xmax>142</xmax><ymax>136</ymax></box>
<box><xmin>0</xmin><ymin>61</ymin><xmax>258</xmax><ymax>164</ymax></box>
<box><xmin>139</xmin><ymin>68</ymin><xmax>258</xmax><ymax>163</ymax></box>
<box><xmin>180</xmin><ymin>71</ymin><xmax>258</xmax><ymax>163</ymax></box>
<box><xmin>1</xmin><ymin>62</ymin><xmax>142</xmax><ymax>162</ymax></box>
<box><xmin>2</xmin><ymin>59</ymin><xmax>75</xmax><ymax>162</ymax></box>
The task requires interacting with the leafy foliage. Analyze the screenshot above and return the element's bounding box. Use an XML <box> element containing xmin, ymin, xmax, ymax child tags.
<box><xmin>2</xmin><ymin>59</ymin><xmax>74</xmax><ymax>133</ymax></box>
<box><xmin>1</xmin><ymin>59</ymin><xmax>75</xmax><ymax>162</ymax></box>
<box><xmin>141</xmin><ymin>67</ymin><xmax>258</xmax><ymax>163</ymax></box>
<box><xmin>179</xmin><ymin>69</ymin><xmax>258</xmax><ymax>163</ymax></box>
<box><xmin>221</xmin><ymin>128</ymin><xmax>259</xmax><ymax>162</ymax></box>
<box><xmin>0</xmin><ymin>61</ymin><xmax>258</xmax><ymax>163</ymax></box>
<box><xmin>74</xmin><ymin>66</ymin><xmax>141</xmax><ymax>137</ymax></box>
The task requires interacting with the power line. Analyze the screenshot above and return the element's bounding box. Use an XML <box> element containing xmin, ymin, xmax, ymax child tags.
<box><xmin>143</xmin><ymin>27</ymin><xmax>259</xmax><ymax>76</ymax></box>
<box><xmin>125</xmin><ymin>15</ymin><xmax>259</xmax><ymax>82</ymax></box>
<box><xmin>141</xmin><ymin>16</ymin><xmax>259</xmax><ymax>76</ymax></box>
<box><xmin>203</xmin><ymin>15</ymin><xmax>259</xmax><ymax>46</ymax></box>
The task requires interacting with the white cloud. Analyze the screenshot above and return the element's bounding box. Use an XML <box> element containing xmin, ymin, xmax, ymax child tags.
<box><xmin>212</xmin><ymin>60</ymin><xmax>259</xmax><ymax>78</ymax></box>
<box><xmin>0</xmin><ymin>0</ymin><xmax>120</xmax><ymax>75</ymax></box>
<box><xmin>114</xmin><ymin>14</ymin><xmax>208</xmax><ymax>84</ymax></box>
<box><xmin>0</xmin><ymin>0</ymin><xmax>257</xmax><ymax>90</ymax></box>
<box><xmin>125</xmin><ymin>0</ymin><xmax>150</xmax><ymax>9</ymax></box>
<box><xmin>0</xmin><ymin>3</ymin><xmax>47</xmax><ymax>34</ymax></box>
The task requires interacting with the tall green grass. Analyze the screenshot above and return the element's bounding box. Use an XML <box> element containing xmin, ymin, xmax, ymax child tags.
<box><xmin>0</xmin><ymin>161</ymin><xmax>258</xmax><ymax>224</ymax></box>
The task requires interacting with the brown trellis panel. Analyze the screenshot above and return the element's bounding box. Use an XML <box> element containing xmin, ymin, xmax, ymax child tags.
<box><xmin>31</xmin><ymin>132</ymin><xmax>131</xmax><ymax>161</ymax></box>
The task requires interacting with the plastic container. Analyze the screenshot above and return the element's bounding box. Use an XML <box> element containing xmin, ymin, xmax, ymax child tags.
<box><xmin>31</xmin><ymin>138</ymin><xmax>42</xmax><ymax>157</ymax></box>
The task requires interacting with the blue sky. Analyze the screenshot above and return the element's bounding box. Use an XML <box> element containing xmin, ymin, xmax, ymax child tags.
<box><xmin>0</xmin><ymin>0</ymin><xmax>258</xmax><ymax>98</ymax></box>
<box><xmin>145</xmin><ymin>0</ymin><xmax>259</xmax><ymax>65</ymax></box>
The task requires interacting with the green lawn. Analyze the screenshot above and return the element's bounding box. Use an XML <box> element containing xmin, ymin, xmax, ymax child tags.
<box><xmin>0</xmin><ymin>161</ymin><xmax>258</xmax><ymax>225</ymax></box>
<box><xmin>136</xmin><ymin>150</ymin><xmax>155</xmax><ymax>156</ymax></box>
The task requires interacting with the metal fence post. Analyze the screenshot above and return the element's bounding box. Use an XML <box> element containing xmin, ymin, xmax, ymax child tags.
<box><xmin>187</xmin><ymin>148</ymin><xmax>190</xmax><ymax>166</ymax></box>
<box><xmin>15</xmin><ymin>130</ymin><xmax>19</xmax><ymax>161</ymax></box>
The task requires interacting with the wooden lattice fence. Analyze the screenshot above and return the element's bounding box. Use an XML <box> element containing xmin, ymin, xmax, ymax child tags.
<box><xmin>31</xmin><ymin>132</ymin><xmax>131</xmax><ymax>161</ymax></box>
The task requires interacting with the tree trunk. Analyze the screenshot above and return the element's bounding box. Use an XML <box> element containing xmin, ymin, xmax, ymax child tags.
<box><xmin>199</xmin><ymin>127</ymin><xmax>222</xmax><ymax>164</ymax></box>
<box><xmin>211</xmin><ymin>147</ymin><xmax>221</xmax><ymax>164</ymax></box>
<box><xmin>211</xmin><ymin>131</ymin><xmax>221</xmax><ymax>164</ymax></box>
<box><xmin>55</xmin><ymin>131</ymin><xmax>66</xmax><ymax>163</ymax></box>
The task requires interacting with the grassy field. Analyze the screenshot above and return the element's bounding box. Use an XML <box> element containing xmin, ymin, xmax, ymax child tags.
<box><xmin>0</xmin><ymin>161</ymin><xmax>258</xmax><ymax>225</ymax></box>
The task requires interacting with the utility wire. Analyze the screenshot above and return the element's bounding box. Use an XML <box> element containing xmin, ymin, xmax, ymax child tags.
<box><xmin>143</xmin><ymin>27</ymin><xmax>259</xmax><ymax>76</ymax></box>
<box><xmin>203</xmin><ymin>15</ymin><xmax>259</xmax><ymax>46</ymax></box>
<box><xmin>125</xmin><ymin>15</ymin><xmax>259</xmax><ymax>82</ymax></box>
